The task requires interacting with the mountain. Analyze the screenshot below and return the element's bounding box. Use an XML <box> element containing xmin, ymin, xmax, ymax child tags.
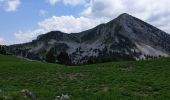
<box><xmin>7</xmin><ymin>13</ymin><xmax>170</xmax><ymax>64</ymax></box>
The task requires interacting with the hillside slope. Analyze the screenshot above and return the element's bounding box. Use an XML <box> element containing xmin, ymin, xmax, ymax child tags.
<box><xmin>7</xmin><ymin>13</ymin><xmax>170</xmax><ymax>65</ymax></box>
<box><xmin>0</xmin><ymin>55</ymin><xmax>170</xmax><ymax>100</ymax></box>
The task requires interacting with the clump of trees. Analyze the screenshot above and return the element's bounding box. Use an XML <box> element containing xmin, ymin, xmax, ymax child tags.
<box><xmin>57</xmin><ymin>52</ymin><xmax>71</xmax><ymax>65</ymax></box>
<box><xmin>45</xmin><ymin>49</ymin><xmax>71</xmax><ymax>65</ymax></box>
<box><xmin>0</xmin><ymin>45</ymin><xmax>6</xmax><ymax>55</ymax></box>
<box><xmin>45</xmin><ymin>49</ymin><xmax>56</xmax><ymax>63</ymax></box>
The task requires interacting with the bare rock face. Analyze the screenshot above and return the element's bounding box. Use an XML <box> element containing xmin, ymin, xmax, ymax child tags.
<box><xmin>7</xmin><ymin>13</ymin><xmax>170</xmax><ymax>64</ymax></box>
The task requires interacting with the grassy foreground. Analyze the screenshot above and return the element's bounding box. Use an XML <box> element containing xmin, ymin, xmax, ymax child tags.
<box><xmin>0</xmin><ymin>54</ymin><xmax>170</xmax><ymax>100</ymax></box>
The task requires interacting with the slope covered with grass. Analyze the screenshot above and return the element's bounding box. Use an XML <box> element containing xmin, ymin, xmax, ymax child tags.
<box><xmin>0</xmin><ymin>54</ymin><xmax>170</xmax><ymax>100</ymax></box>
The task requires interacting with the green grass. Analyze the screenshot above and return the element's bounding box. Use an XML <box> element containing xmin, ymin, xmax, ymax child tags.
<box><xmin>0</xmin><ymin>54</ymin><xmax>170</xmax><ymax>100</ymax></box>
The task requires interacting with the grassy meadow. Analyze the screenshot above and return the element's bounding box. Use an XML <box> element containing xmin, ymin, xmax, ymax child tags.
<box><xmin>0</xmin><ymin>54</ymin><xmax>170</xmax><ymax>100</ymax></box>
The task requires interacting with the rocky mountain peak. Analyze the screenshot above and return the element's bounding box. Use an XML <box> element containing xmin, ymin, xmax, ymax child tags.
<box><xmin>7</xmin><ymin>13</ymin><xmax>170</xmax><ymax>65</ymax></box>
<box><xmin>118</xmin><ymin>13</ymin><xmax>131</xmax><ymax>18</ymax></box>
<box><xmin>110</xmin><ymin>13</ymin><xmax>134</xmax><ymax>23</ymax></box>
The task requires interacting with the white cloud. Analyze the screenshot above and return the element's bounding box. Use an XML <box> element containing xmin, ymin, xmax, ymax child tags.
<box><xmin>47</xmin><ymin>0</ymin><xmax>86</xmax><ymax>6</ymax></box>
<box><xmin>38</xmin><ymin>16</ymin><xmax>108</xmax><ymax>33</ymax></box>
<box><xmin>14</xmin><ymin>29</ymin><xmax>45</xmax><ymax>44</ymax></box>
<box><xmin>0</xmin><ymin>37</ymin><xmax>5</xmax><ymax>45</ymax></box>
<box><xmin>14</xmin><ymin>16</ymin><xmax>109</xmax><ymax>44</ymax></box>
<box><xmin>3</xmin><ymin>0</ymin><xmax>21</xmax><ymax>12</ymax></box>
<box><xmin>82</xmin><ymin>0</ymin><xmax>170</xmax><ymax>33</ymax></box>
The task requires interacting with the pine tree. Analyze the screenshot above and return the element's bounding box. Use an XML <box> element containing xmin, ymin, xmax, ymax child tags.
<box><xmin>57</xmin><ymin>52</ymin><xmax>71</xmax><ymax>65</ymax></box>
<box><xmin>45</xmin><ymin>50</ymin><xmax>56</xmax><ymax>63</ymax></box>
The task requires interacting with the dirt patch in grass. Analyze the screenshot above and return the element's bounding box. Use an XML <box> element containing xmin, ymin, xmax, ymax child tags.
<box><xmin>102</xmin><ymin>86</ymin><xmax>109</xmax><ymax>92</ymax></box>
<box><xmin>66</xmin><ymin>73</ymin><xmax>87</xmax><ymax>80</ymax></box>
<box><xmin>119</xmin><ymin>64</ymin><xmax>136</xmax><ymax>72</ymax></box>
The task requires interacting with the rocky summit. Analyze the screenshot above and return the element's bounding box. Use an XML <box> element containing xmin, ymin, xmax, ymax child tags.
<box><xmin>6</xmin><ymin>13</ymin><xmax>170</xmax><ymax>65</ymax></box>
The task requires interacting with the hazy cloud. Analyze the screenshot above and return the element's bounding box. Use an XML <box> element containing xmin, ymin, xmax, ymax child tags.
<box><xmin>14</xmin><ymin>29</ymin><xmax>45</xmax><ymax>44</ymax></box>
<box><xmin>46</xmin><ymin>0</ymin><xmax>60</xmax><ymax>5</ymax></box>
<box><xmin>0</xmin><ymin>37</ymin><xmax>5</xmax><ymax>45</ymax></box>
<box><xmin>39</xmin><ymin>9</ymin><xmax>48</xmax><ymax>17</ymax></box>
<box><xmin>63</xmin><ymin>0</ymin><xmax>85</xmax><ymax>6</ymax></box>
<box><xmin>47</xmin><ymin>0</ymin><xmax>86</xmax><ymax>6</ymax></box>
<box><xmin>3</xmin><ymin>0</ymin><xmax>21</xmax><ymax>12</ymax></box>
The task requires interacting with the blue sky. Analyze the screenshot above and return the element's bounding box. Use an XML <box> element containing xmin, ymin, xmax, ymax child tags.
<box><xmin>0</xmin><ymin>0</ymin><xmax>170</xmax><ymax>45</ymax></box>
<box><xmin>0</xmin><ymin>0</ymin><xmax>87</xmax><ymax>44</ymax></box>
